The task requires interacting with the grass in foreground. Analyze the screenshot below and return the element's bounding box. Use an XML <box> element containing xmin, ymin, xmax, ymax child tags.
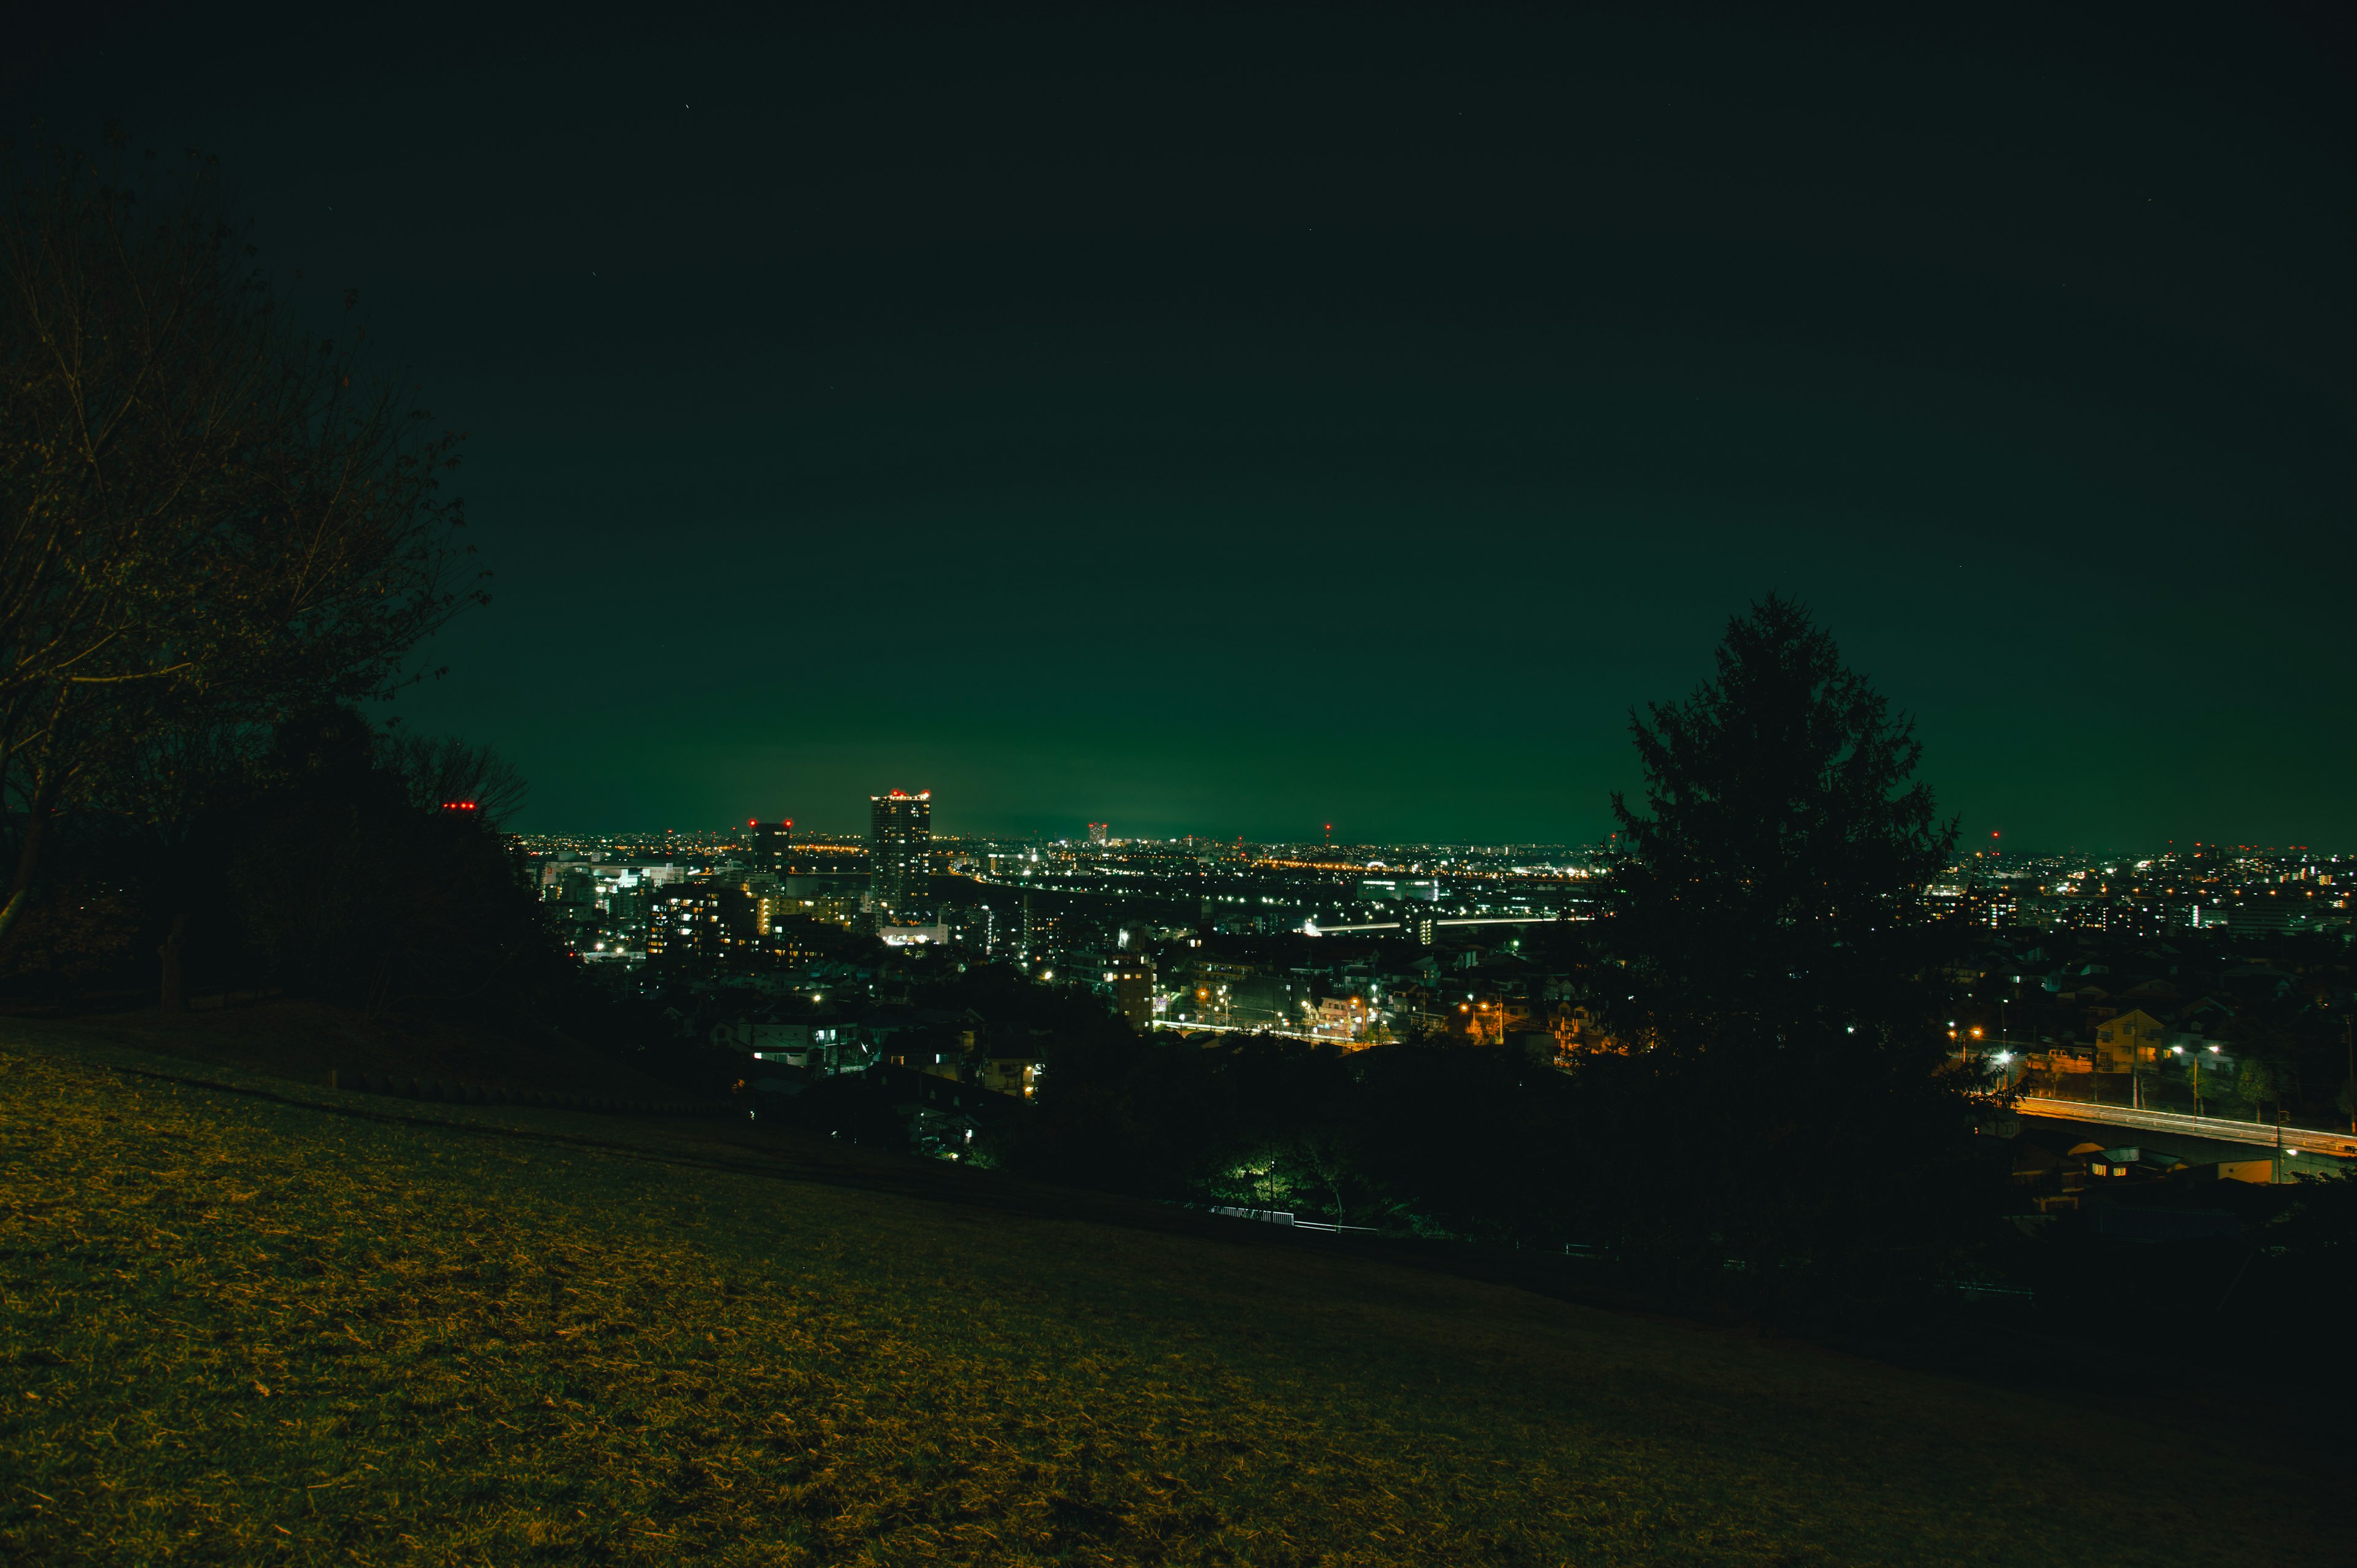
<box><xmin>0</xmin><ymin>1035</ymin><xmax>2344</xmax><ymax>1566</ymax></box>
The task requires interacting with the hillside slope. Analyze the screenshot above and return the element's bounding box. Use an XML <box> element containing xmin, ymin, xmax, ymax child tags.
<box><xmin>9</xmin><ymin>997</ymin><xmax>690</xmax><ymax>1102</ymax></box>
<box><xmin>0</xmin><ymin>1029</ymin><xmax>2342</xmax><ymax>1566</ymax></box>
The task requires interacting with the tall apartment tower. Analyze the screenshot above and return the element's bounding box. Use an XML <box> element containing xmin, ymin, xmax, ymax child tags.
<box><xmin>869</xmin><ymin>790</ymin><xmax>932</xmax><ymax>921</ymax></box>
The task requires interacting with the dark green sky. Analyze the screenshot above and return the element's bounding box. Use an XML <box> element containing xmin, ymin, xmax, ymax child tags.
<box><xmin>13</xmin><ymin>3</ymin><xmax>2355</xmax><ymax>847</ymax></box>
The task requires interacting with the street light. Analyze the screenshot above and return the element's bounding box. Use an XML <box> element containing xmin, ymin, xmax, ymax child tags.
<box><xmin>2166</xmin><ymin>1044</ymin><xmax>2212</xmax><ymax>1116</ymax></box>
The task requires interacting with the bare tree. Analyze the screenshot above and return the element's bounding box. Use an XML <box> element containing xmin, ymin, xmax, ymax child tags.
<box><xmin>385</xmin><ymin>732</ymin><xmax>528</xmax><ymax>827</ymax></box>
<box><xmin>0</xmin><ymin>129</ymin><xmax>483</xmax><ymax>937</ymax></box>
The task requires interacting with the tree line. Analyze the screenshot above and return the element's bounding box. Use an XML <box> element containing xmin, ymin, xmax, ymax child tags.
<box><xmin>0</xmin><ymin>130</ymin><xmax>568</xmax><ymax>1028</ymax></box>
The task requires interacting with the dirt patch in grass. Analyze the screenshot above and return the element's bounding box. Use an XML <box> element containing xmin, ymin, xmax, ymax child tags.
<box><xmin>0</xmin><ymin>1034</ymin><xmax>2344</xmax><ymax>1566</ymax></box>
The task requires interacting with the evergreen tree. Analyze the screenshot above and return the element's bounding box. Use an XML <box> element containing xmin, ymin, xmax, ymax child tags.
<box><xmin>1605</xmin><ymin>594</ymin><xmax>1954</xmax><ymax>1052</ymax></box>
<box><xmin>1585</xmin><ymin>596</ymin><xmax>1987</xmax><ymax>1302</ymax></box>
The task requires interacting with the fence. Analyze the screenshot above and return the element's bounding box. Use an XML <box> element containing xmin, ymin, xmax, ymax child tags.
<box><xmin>1207</xmin><ymin>1206</ymin><xmax>1377</xmax><ymax>1233</ymax></box>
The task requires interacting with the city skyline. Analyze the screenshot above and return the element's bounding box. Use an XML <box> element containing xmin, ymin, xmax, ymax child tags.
<box><xmin>528</xmin><ymin>816</ymin><xmax>2355</xmax><ymax>860</ymax></box>
<box><xmin>516</xmin><ymin>788</ymin><xmax>2356</xmax><ymax>862</ymax></box>
<box><xmin>528</xmin><ymin>811</ymin><xmax>2355</xmax><ymax>973</ymax></box>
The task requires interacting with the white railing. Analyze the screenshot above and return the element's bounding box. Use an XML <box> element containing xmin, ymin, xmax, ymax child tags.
<box><xmin>1207</xmin><ymin>1207</ymin><xmax>1377</xmax><ymax>1234</ymax></box>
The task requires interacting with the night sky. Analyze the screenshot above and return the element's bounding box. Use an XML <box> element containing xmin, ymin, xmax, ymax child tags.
<box><xmin>12</xmin><ymin>3</ymin><xmax>2355</xmax><ymax>848</ymax></box>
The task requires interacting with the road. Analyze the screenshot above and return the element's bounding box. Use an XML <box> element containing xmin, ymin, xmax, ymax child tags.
<box><xmin>2013</xmin><ymin>1094</ymin><xmax>2357</xmax><ymax>1161</ymax></box>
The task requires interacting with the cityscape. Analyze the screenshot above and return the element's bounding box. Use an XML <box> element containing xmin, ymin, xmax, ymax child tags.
<box><xmin>7</xmin><ymin>6</ymin><xmax>2355</xmax><ymax>1564</ymax></box>
<box><xmin>522</xmin><ymin>795</ymin><xmax>2357</xmax><ymax>1143</ymax></box>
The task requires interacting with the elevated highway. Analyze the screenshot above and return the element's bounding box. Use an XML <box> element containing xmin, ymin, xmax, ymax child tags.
<box><xmin>1302</xmin><ymin>914</ymin><xmax>1572</xmax><ymax>935</ymax></box>
<box><xmin>2013</xmin><ymin>1095</ymin><xmax>2357</xmax><ymax>1163</ymax></box>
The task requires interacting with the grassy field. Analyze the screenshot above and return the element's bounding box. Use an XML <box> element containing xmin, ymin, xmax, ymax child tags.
<box><xmin>8</xmin><ymin>997</ymin><xmax>689</xmax><ymax>1103</ymax></box>
<box><xmin>1</xmin><ymin>1027</ymin><xmax>2345</xmax><ymax>1566</ymax></box>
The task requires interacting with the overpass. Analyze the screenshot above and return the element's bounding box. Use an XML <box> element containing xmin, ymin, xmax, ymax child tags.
<box><xmin>1302</xmin><ymin>914</ymin><xmax>1574</xmax><ymax>935</ymax></box>
<box><xmin>2013</xmin><ymin>1095</ymin><xmax>2357</xmax><ymax>1164</ymax></box>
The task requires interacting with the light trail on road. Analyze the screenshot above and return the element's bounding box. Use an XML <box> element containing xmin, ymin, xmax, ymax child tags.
<box><xmin>2013</xmin><ymin>1095</ymin><xmax>2357</xmax><ymax>1161</ymax></box>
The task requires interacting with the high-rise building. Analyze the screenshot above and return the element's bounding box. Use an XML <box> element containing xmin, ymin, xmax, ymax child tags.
<box><xmin>869</xmin><ymin>790</ymin><xmax>932</xmax><ymax>921</ymax></box>
<box><xmin>1088</xmin><ymin>822</ymin><xmax>1109</xmax><ymax>844</ymax></box>
<box><xmin>748</xmin><ymin>819</ymin><xmax>793</xmax><ymax>873</ymax></box>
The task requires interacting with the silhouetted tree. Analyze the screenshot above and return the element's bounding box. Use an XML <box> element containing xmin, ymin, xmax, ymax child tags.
<box><xmin>385</xmin><ymin>733</ymin><xmax>528</xmax><ymax>826</ymax></box>
<box><xmin>1585</xmin><ymin>595</ymin><xmax>1986</xmax><ymax>1301</ymax></box>
<box><xmin>227</xmin><ymin>709</ymin><xmax>551</xmax><ymax>1014</ymax></box>
<box><xmin>98</xmin><ymin>715</ymin><xmax>270</xmax><ymax>1008</ymax></box>
<box><xmin>1604</xmin><ymin>594</ymin><xmax>1955</xmax><ymax>1051</ymax></box>
<box><xmin>0</xmin><ymin>129</ymin><xmax>481</xmax><ymax>943</ymax></box>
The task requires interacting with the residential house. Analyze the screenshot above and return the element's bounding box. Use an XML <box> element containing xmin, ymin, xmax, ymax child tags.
<box><xmin>2092</xmin><ymin>1008</ymin><xmax>2170</xmax><ymax>1073</ymax></box>
<box><xmin>978</xmin><ymin>1054</ymin><xmax>1043</xmax><ymax>1099</ymax></box>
